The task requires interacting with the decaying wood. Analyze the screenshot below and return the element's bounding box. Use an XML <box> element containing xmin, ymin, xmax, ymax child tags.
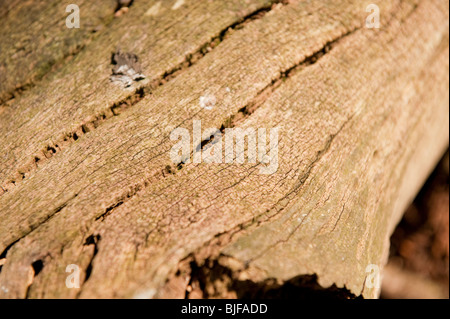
<box><xmin>0</xmin><ymin>0</ymin><xmax>118</xmax><ymax>104</ymax></box>
<box><xmin>0</xmin><ymin>0</ymin><xmax>278</xmax><ymax>189</ymax></box>
<box><xmin>0</xmin><ymin>0</ymin><xmax>448</xmax><ymax>299</ymax></box>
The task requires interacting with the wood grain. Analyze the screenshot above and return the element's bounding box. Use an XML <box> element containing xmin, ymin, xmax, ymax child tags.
<box><xmin>0</xmin><ymin>0</ymin><xmax>448</xmax><ymax>299</ymax></box>
<box><xmin>0</xmin><ymin>0</ymin><xmax>118</xmax><ymax>104</ymax></box>
<box><xmin>0</xmin><ymin>0</ymin><xmax>277</xmax><ymax>190</ymax></box>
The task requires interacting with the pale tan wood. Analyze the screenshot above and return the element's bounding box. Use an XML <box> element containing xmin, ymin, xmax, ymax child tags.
<box><xmin>0</xmin><ymin>0</ymin><xmax>448</xmax><ymax>299</ymax></box>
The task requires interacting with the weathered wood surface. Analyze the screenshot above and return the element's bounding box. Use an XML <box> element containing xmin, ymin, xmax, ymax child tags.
<box><xmin>0</xmin><ymin>0</ymin><xmax>448</xmax><ymax>299</ymax></box>
<box><xmin>0</xmin><ymin>0</ymin><xmax>277</xmax><ymax>188</ymax></box>
<box><xmin>0</xmin><ymin>0</ymin><xmax>118</xmax><ymax>104</ymax></box>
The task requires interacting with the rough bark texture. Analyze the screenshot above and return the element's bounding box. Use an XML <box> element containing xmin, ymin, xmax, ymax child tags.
<box><xmin>0</xmin><ymin>0</ymin><xmax>448</xmax><ymax>299</ymax></box>
<box><xmin>0</xmin><ymin>0</ymin><xmax>118</xmax><ymax>104</ymax></box>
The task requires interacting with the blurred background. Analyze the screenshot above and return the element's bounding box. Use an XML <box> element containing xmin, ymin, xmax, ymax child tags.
<box><xmin>382</xmin><ymin>150</ymin><xmax>449</xmax><ymax>299</ymax></box>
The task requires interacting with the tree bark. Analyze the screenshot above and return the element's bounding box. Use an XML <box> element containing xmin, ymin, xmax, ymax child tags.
<box><xmin>0</xmin><ymin>0</ymin><xmax>448</xmax><ymax>299</ymax></box>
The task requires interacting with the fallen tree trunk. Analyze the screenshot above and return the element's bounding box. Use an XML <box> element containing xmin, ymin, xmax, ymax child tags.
<box><xmin>0</xmin><ymin>0</ymin><xmax>448</xmax><ymax>299</ymax></box>
<box><xmin>0</xmin><ymin>0</ymin><xmax>118</xmax><ymax>105</ymax></box>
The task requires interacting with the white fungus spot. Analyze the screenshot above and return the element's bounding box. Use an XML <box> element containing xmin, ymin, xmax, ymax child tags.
<box><xmin>145</xmin><ymin>2</ymin><xmax>162</xmax><ymax>16</ymax></box>
<box><xmin>172</xmin><ymin>0</ymin><xmax>185</xmax><ymax>10</ymax></box>
<box><xmin>200</xmin><ymin>94</ymin><xmax>216</xmax><ymax>110</ymax></box>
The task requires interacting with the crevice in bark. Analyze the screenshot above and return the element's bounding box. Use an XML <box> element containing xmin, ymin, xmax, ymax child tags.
<box><xmin>0</xmin><ymin>243</ymin><xmax>14</xmax><ymax>261</ymax></box>
<box><xmin>2</xmin><ymin>5</ymin><xmax>363</xmax><ymax>247</ymax></box>
<box><xmin>0</xmin><ymin>0</ymin><xmax>289</xmax><ymax>196</ymax></box>
<box><xmin>24</xmin><ymin>259</ymin><xmax>44</xmax><ymax>299</ymax></box>
<box><xmin>114</xmin><ymin>0</ymin><xmax>134</xmax><ymax>13</ymax></box>
<box><xmin>9</xmin><ymin>25</ymin><xmax>362</xmax><ymax>274</ymax></box>
<box><xmin>31</xmin><ymin>260</ymin><xmax>44</xmax><ymax>277</ymax></box>
<box><xmin>170</xmin><ymin>254</ymin><xmax>359</xmax><ymax>299</ymax></box>
<box><xmin>232</xmin><ymin>1</ymin><xmax>425</xmax><ymax>262</ymax></box>
<box><xmin>160</xmin><ymin>3</ymin><xmax>425</xmax><ymax>293</ymax></box>
<box><xmin>82</xmin><ymin>25</ymin><xmax>362</xmax><ymax>226</ymax></box>
<box><xmin>0</xmin><ymin>242</ymin><xmax>14</xmax><ymax>274</ymax></box>
<box><xmin>82</xmin><ymin>234</ymin><xmax>101</xmax><ymax>285</ymax></box>
<box><xmin>0</xmin><ymin>193</ymin><xmax>78</xmax><ymax>264</ymax></box>
<box><xmin>73</xmin><ymin>234</ymin><xmax>100</xmax><ymax>298</ymax></box>
<box><xmin>0</xmin><ymin>237</ymin><xmax>21</xmax><ymax>270</ymax></box>
<box><xmin>178</xmin><ymin>27</ymin><xmax>360</xmax><ymax>174</ymax></box>
<box><xmin>94</xmin><ymin>181</ymin><xmax>146</xmax><ymax>221</ymax></box>
<box><xmin>96</xmin><ymin>202</ymin><xmax>124</xmax><ymax>222</ymax></box>
<box><xmin>0</xmin><ymin>239</ymin><xmax>23</xmax><ymax>276</ymax></box>
<box><xmin>38</xmin><ymin>194</ymin><xmax>78</xmax><ymax>226</ymax></box>
<box><xmin>209</xmin><ymin>114</ymin><xmax>355</xmax><ymax>267</ymax></box>
<box><xmin>0</xmin><ymin>83</ymin><xmax>33</xmax><ymax>106</ymax></box>
<box><xmin>157</xmin><ymin>113</ymin><xmax>353</xmax><ymax>286</ymax></box>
